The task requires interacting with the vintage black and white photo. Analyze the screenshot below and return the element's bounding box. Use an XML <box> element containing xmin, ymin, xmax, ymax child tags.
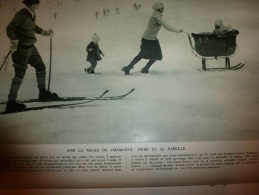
<box><xmin>0</xmin><ymin>0</ymin><xmax>258</xmax><ymax>191</ymax></box>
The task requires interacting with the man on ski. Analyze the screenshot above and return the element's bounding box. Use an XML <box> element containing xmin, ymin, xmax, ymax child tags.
<box><xmin>121</xmin><ymin>2</ymin><xmax>183</xmax><ymax>75</ymax></box>
<box><xmin>5</xmin><ymin>0</ymin><xmax>59</xmax><ymax>113</ymax></box>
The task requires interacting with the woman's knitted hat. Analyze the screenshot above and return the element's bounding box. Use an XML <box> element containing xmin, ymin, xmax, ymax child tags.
<box><xmin>23</xmin><ymin>0</ymin><xmax>40</xmax><ymax>6</ymax></box>
<box><xmin>92</xmin><ymin>33</ymin><xmax>100</xmax><ymax>42</ymax></box>
<box><xmin>152</xmin><ymin>2</ymin><xmax>164</xmax><ymax>11</ymax></box>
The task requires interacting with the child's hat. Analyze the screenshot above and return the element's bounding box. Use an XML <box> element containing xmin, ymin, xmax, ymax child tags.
<box><xmin>92</xmin><ymin>33</ymin><xmax>100</xmax><ymax>42</ymax></box>
<box><xmin>152</xmin><ymin>3</ymin><xmax>164</xmax><ymax>11</ymax></box>
<box><xmin>214</xmin><ymin>19</ymin><xmax>223</xmax><ymax>26</ymax></box>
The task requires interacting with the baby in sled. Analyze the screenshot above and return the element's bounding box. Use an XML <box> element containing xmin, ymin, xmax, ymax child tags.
<box><xmin>213</xmin><ymin>19</ymin><xmax>233</xmax><ymax>34</ymax></box>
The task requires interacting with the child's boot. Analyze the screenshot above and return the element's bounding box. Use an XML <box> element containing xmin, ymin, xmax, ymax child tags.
<box><xmin>86</xmin><ymin>68</ymin><xmax>95</xmax><ymax>74</ymax></box>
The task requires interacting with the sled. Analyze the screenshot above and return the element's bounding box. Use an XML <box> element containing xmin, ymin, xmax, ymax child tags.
<box><xmin>185</xmin><ymin>30</ymin><xmax>242</xmax><ymax>71</ymax></box>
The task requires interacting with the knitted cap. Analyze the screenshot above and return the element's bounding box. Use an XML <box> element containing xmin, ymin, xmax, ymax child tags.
<box><xmin>92</xmin><ymin>33</ymin><xmax>100</xmax><ymax>42</ymax></box>
<box><xmin>23</xmin><ymin>0</ymin><xmax>40</xmax><ymax>6</ymax></box>
<box><xmin>214</xmin><ymin>19</ymin><xmax>223</xmax><ymax>26</ymax></box>
<box><xmin>152</xmin><ymin>2</ymin><xmax>164</xmax><ymax>10</ymax></box>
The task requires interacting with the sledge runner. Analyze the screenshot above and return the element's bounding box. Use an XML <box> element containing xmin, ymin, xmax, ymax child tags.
<box><xmin>5</xmin><ymin>0</ymin><xmax>60</xmax><ymax>113</ymax></box>
<box><xmin>121</xmin><ymin>2</ymin><xmax>183</xmax><ymax>75</ymax></box>
<box><xmin>85</xmin><ymin>33</ymin><xmax>104</xmax><ymax>74</ymax></box>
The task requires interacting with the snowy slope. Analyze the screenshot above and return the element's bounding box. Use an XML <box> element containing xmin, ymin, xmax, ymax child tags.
<box><xmin>0</xmin><ymin>0</ymin><xmax>259</xmax><ymax>144</ymax></box>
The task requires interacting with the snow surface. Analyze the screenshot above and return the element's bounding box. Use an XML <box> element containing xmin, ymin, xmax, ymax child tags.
<box><xmin>0</xmin><ymin>0</ymin><xmax>258</xmax><ymax>144</ymax></box>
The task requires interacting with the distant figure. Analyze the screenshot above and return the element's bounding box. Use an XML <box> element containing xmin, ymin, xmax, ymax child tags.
<box><xmin>134</xmin><ymin>3</ymin><xmax>138</xmax><ymax>10</ymax></box>
<box><xmin>95</xmin><ymin>11</ymin><xmax>99</xmax><ymax>20</ymax></box>
<box><xmin>121</xmin><ymin>2</ymin><xmax>183</xmax><ymax>75</ymax></box>
<box><xmin>138</xmin><ymin>4</ymin><xmax>142</xmax><ymax>10</ymax></box>
<box><xmin>53</xmin><ymin>12</ymin><xmax>58</xmax><ymax>20</ymax></box>
<box><xmin>103</xmin><ymin>8</ymin><xmax>106</xmax><ymax>16</ymax></box>
<box><xmin>213</xmin><ymin>19</ymin><xmax>233</xmax><ymax>34</ymax></box>
<box><xmin>115</xmin><ymin>7</ymin><xmax>120</xmax><ymax>15</ymax></box>
<box><xmin>85</xmin><ymin>33</ymin><xmax>104</xmax><ymax>74</ymax></box>
<box><xmin>106</xmin><ymin>8</ymin><xmax>110</xmax><ymax>16</ymax></box>
<box><xmin>57</xmin><ymin>1</ymin><xmax>62</xmax><ymax>6</ymax></box>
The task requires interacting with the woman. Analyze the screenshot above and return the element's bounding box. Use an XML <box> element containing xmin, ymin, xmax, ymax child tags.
<box><xmin>121</xmin><ymin>2</ymin><xmax>183</xmax><ymax>75</ymax></box>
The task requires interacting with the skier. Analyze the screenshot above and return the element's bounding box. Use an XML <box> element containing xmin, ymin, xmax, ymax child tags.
<box><xmin>53</xmin><ymin>12</ymin><xmax>58</xmax><ymax>20</ymax></box>
<box><xmin>121</xmin><ymin>2</ymin><xmax>183</xmax><ymax>75</ymax></box>
<box><xmin>5</xmin><ymin>0</ymin><xmax>60</xmax><ymax>113</ymax></box>
<box><xmin>84</xmin><ymin>33</ymin><xmax>104</xmax><ymax>74</ymax></box>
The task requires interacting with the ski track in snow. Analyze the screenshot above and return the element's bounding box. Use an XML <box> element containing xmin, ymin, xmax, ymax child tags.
<box><xmin>0</xmin><ymin>0</ymin><xmax>259</xmax><ymax>144</ymax></box>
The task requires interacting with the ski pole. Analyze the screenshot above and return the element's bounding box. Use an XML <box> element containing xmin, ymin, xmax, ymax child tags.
<box><xmin>47</xmin><ymin>37</ymin><xmax>52</xmax><ymax>91</ymax></box>
<box><xmin>0</xmin><ymin>51</ymin><xmax>12</xmax><ymax>72</ymax></box>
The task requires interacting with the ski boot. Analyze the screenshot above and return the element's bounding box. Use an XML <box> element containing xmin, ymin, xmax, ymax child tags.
<box><xmin>5</xmin><ymin>100</ymin><xmax>26</xmax><ymax>113</ymax></box>
<box><xmin>39</xmin><ymin>88</ymin><xmax>60</xmax><ymax>101</ymax></box>
<box><xmin>121</xmin><ymin>66</ymin><xmax>131</xmax><ymax>75</ymax></box>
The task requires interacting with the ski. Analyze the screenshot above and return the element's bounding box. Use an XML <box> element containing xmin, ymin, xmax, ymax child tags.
<box><xmin>0</xmin><ymin>90</ymin><xmax>109</xmax><ymax>115</ymax></box>
<box><xmin>198</xmin><ymin>63</ymin><xmax>245</xmax><ymax>72</ymax></box>
<box><xmin>98</xmin><ymin>88</ymin><xmax>135</xmax><ymax>99</ymax></box>
<box><xmin>0</xmin><ymin>88</ymin><xmax>135</xmax><ymax>105</ymax></box>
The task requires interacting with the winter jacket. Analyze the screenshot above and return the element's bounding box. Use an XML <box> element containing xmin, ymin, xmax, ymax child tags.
<box><xmin>6</xmin><ymin>8</ymin><xmax>44</xmax><ymax>46</ymax></box>
<box><xmin>142</xmin><ymin>11</ymin><xmax>179</xmax><ymax>40</ymax></box>
<box><xmin>86</xmin><ymin>42</ymin><xmax>103</xmax><ymax>62</ymax></box>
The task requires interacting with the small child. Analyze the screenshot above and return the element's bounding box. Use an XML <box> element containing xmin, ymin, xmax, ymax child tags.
<box><xmin>213</xmin><ymin>19</ymin><xmax>233</xmax><ymax>34</ymax></box>
<box><xmin>85</xmin><ymin>33</ymin><xmax>104</xmax><ymax>74</ymax></box>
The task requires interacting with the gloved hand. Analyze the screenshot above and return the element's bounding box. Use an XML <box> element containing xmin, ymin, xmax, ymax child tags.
<box><xmin>179</xmin><ymin>29</ymin><xmax>183</xmax><ymax>33</ymax></box>
<box><xmin>42</xmin><ymin>29</ymin><xmax>54</xmax><ymax>37</ymax></box>
<box><xmin>9</xmin><ymin>40</ymin><xmax>18</xmax><ymax>52</ymax></box>
<box><xmin>48</xmin><ymin>29</ymin><xmax>54</xmax><ymax>37</ymax></box>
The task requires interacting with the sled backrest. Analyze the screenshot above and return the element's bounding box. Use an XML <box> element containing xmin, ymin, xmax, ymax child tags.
<box><xmin>191</xmin><ymin>30</ymin><xmax>239</xmax><ymax>57</ymax></box>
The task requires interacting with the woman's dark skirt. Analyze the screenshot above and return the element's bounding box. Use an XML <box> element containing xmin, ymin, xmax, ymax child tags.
<box><xmin>138</xmin><ymin>38</ymin><xmax>162</xmax><ymax>60</ymax></box>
